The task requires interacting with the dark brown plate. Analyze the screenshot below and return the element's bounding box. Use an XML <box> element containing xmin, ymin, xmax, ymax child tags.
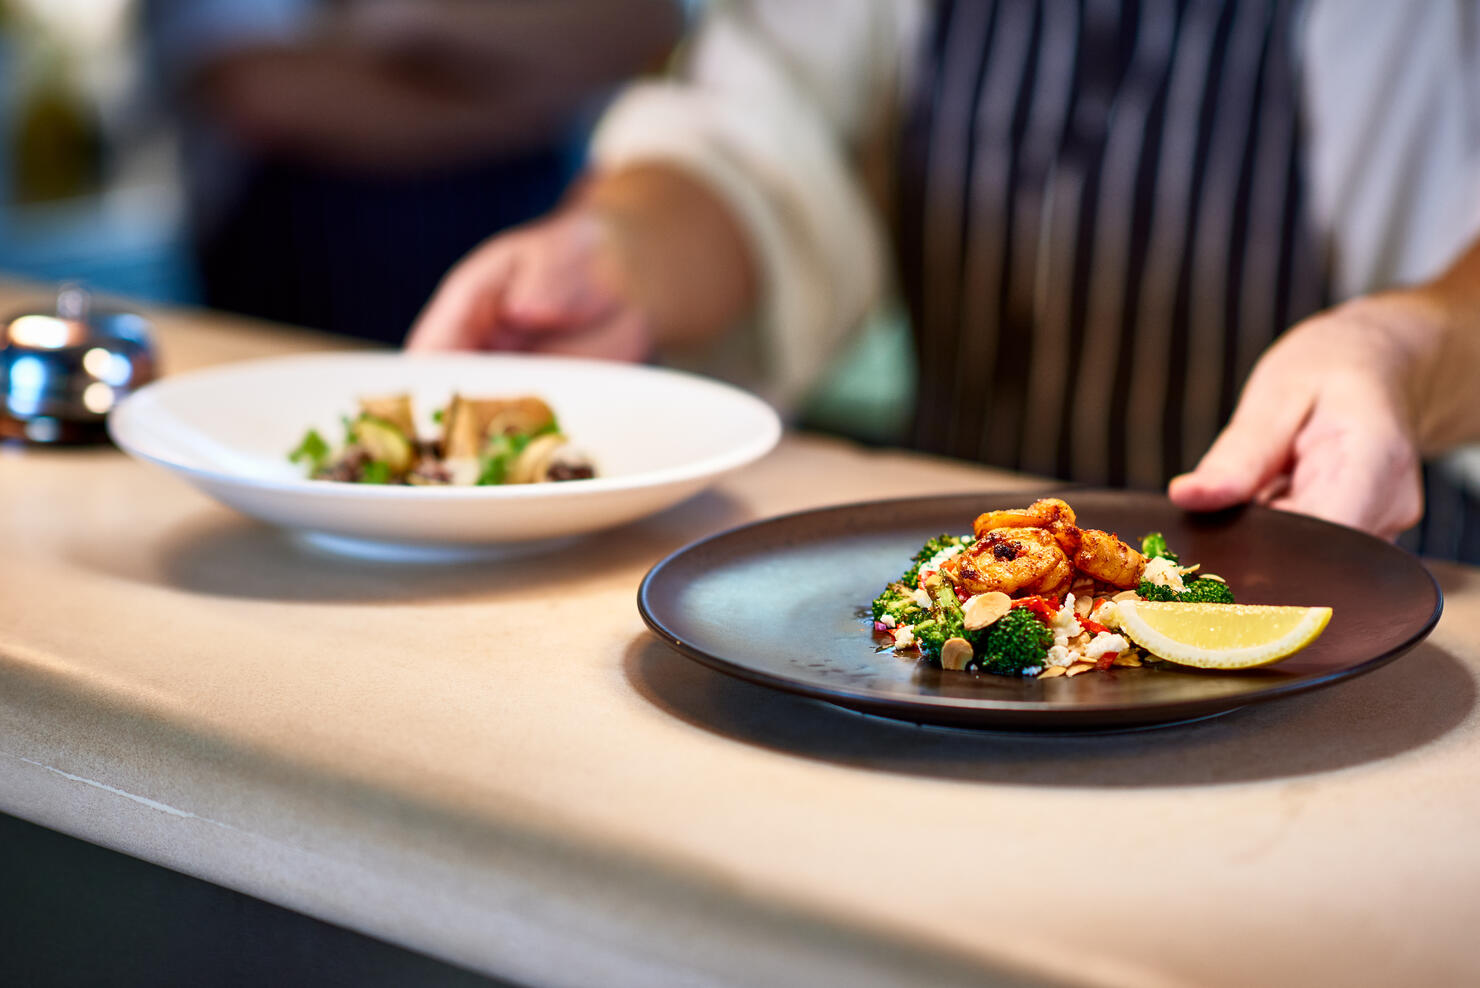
<box><xmin>637</xmin><ymin>491</ymin><xmax>1443</xmax><ymax>731</ymax></box>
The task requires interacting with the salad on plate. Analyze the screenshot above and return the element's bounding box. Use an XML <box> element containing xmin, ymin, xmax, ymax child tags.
<box><xmin>289</xmin><ymin>393</ymin><xmax>595</xmax><ymax>487</ymax></box>
<box><xmin>871</xmin><ymin>498</ymin><xmax>1331</xmax><ymax>678</ymax></box>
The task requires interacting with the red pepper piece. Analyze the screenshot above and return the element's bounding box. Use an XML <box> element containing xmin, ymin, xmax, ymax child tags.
<box><xmin>1095</xmin><ymin>651</ymin><xmax>1119</xmax><ymax>671</ymax></box>
<box><xmin>1012</xmin><ymin>596</ymin><xmax>1058</xmax><ymax>625</ymax></box>
<box><xmin>1080</xmin><ymin>617</ymin><xmax>1109</xmax><ymax>637</ymax></box>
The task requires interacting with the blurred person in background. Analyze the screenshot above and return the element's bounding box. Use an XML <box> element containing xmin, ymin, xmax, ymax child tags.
<box><xmin>145</xmin><ymin>0</ymin><xmax>682</xmax><ymax>343</ymax></box>
<box><xmin>408</xmin><ymin>0</ymin><xmax>1480</xmax><ymax>557</ymax></box>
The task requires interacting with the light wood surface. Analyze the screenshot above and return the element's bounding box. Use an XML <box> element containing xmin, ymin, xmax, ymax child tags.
<box><xmin>2</xmin><ymin>284</ymin><xmax>1477</xmax><ymax>988</ymax></box>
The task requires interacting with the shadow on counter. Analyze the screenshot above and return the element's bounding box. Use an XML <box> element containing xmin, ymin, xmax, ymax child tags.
<box><xmin>63</xmin><ymin>488</ymin><xmax>748</xmax><ymax>604</ymax></box>
<box><xmin>623</xmin><ymin>637</ymin><xmax>1474</xmax><ymax>788</ymax></box>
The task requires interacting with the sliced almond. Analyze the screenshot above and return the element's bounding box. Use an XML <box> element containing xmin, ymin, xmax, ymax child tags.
<box><xmin>1111</xmin><ymin>589</ymin><xmax>1140</xmax><ymax>603</ymax></box>
<box><xmin>1074</xmin><ymin>595</ymin><xmax>1093</xmax><ymax>616</ymax></box>
<box><xmin>1112</xmin><ymin>652</ymin><xmax>1142</xmax><ymax>667</ymax></box>
<box><xmin>940</xmin><ymin>637</ymin><xmax>975</xmax><ymax>671</ymax></box>
<box><xmin>441</xmin><ymin>395</ymin><xmax>481</xmax><ymax>459</ymax></box>
<box><xmin>1069</xmin><ymin>631</ymin><xmax>1091</xmax><ymax>647</ymax></box>
<box><xmin>962</xmin><ymin>591</ymin><xmax>1012</xmax><ymax>631</ymax></box>
<box><xmin>358</xmin><ymin>393</ymin><xmax>417</xmax><ymax>439</ymax></box>
<box><xmin>1065</xmin><ymin>663</ymin><xmax>1095</xmax><ymax>677</ymax></box>
<box><xmin>1037</xmin><ymin>665</ymin><xmax>1067</xmax><ymax>679</ymax></box>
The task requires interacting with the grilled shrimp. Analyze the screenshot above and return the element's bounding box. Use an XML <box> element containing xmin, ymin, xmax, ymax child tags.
<box><xmin>974</xmin><ymin>497</ymin><xmax>1081</xmax><ymax>556</ymax></box>
<box><xmin>966</xmin><ymin>498</ymin><xmax>1144</xmax><ymax>590</ymax></box>
<box><xmin>972</xmin><ymin>498</ymin><xmax>1077</xmax><ymax>539</ymax></box>
<box><xmin>941</xmin><ymin>527</ymin><xmax>1074</xmax><ymax>598</ymax></box>
<box><xmin>1072</xmin><ymin>529</ymin><xmax>1145</xmax><ymax>588</ymax></box>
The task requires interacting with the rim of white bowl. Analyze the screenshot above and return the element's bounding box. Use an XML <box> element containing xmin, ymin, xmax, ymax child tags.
<box><xmin>108</xmin><ymin>352</ymin><xmax>783</xmax><ymax>499</ymax></box>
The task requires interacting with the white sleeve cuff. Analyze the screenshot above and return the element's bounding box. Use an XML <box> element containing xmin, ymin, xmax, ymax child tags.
<box><xmin>590</xmin><ymin>81</ymin><xmax>886</xmax><ymax>413</ymax></box>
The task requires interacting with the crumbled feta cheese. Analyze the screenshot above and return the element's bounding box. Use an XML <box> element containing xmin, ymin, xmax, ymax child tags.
<box><xmin>911</xmin><ymin>541</ymin><xmax>970</xmax><ymax>585</ymax></box>
<box><xmin>920</xmin><ymin>542</ymin><xmax>965</xmax><ymax>576</ymax></box>
<box><xmin>892</xmin><ymin>626</ymin><xmax>916</xmax><ymax>649</ymax></box>
<box><xmin>910</xmin><ymin>587</ymin><xmax>932</xmax><ymax>609</ymax></box>
<box><xmin>1045</xmin><ymin>644</ymin><xmax>1075</xmax><ymax>668</ymax></box>
<box><xmin>1051</xmin><ymin>594</ymin><xmax>1080</xmax><ymax>645</ymax></box>
<box><xmin>1084</xmin><ymin>632</ymin><xmax>1130</xmax><ymax>661</ymax></box>
<box><xmin>879</xmin><ymin>614</ymin><xmax>897</xmax><ymax>629</ymax></box>
<box><xmin>1142</xmin><ymin>556</ymin><xmax>1186</xmax><ymax>592</ymax></box>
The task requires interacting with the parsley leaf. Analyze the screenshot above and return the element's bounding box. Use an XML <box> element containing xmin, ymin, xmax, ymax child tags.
<box><xmin>359</xmin><ymin>460</ymin><xmax>392</xmax><ymax>484</ymax></box>
<box><xmin>288</xmin><ymin>429</ymin><xmax>330</xmax><ymax>474</ymax></box>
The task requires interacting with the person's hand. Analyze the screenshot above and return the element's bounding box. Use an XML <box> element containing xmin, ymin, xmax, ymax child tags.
<box><xmin>406</xmin><ymin>208</ymin><xmax>655</xmax><ymax>362</ymax></box>
<box><xmin>409</xmin><ymin>164</ymin><xmax>758</xmax><ymax>360</ymax></box>
<box><xmin>1169</xmin><ymin>293</ymin><xmax>1438</xmax><ymax>540</ymax></box>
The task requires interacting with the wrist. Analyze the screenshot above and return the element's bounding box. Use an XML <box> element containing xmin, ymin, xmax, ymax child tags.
<box><xmin>566</xmin><ymin>164</ymin><xmax>757</xmax><ymax>348</ymax></box>
<box><xmin>1333</xmin><ymin>287</ymin><xmax>1470</xmax><ymax>454</ymax></box>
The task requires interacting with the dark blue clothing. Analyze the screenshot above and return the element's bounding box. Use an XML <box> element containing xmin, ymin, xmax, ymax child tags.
<box><xmin>193</xmin><ymin>148</ymin><xmax>576</xmax><ymax>346</ymax></box>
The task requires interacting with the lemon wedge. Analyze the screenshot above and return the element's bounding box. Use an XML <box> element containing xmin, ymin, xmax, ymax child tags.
<box><xmin>1116</xmin><ymin>601</ymin><xmax>1332</xmax><ymax>669</ymax></box>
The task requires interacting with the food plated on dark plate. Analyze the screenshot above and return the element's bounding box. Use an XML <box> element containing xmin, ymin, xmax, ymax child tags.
<box><xmin>871</xmin><ymin>497</ymin><xmax>1330</xmax><ymax>680</ymax></box>
<box><xmin>638</xmin><ymin>491</ymin><xmax>1438</xmax><ymax>731</ymax></box>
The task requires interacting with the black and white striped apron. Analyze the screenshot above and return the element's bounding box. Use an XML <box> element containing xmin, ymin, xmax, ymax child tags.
<box><xmin>896</xmin><ymin>0</ymin><xmax>1325</xmax><ymax>491</ymax></box>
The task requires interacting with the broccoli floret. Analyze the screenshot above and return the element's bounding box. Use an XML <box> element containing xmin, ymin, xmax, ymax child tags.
<box><xmin>1137</xmin><ymin>577</ymin><xmax>1235</xmax><ymax>604</ymax></box>
<box><xmin>901</xmin><ymin>534</ymin><xmax>973</xmax><ymax>588</ymax></box>
<box><xmin>904</xmin><ymin>578</ymin><xmax>1053</xmax><ymax>675</ymax></box>
<box><xmin>911</xmin><ymin>575</ymin><xmax>973</xmax><ymax>657</ymax></box>
<box><xmin>977</xmin><ymin>607</ymin><xmax>1052</xmax><ymax>676</ymax></box>
<box><xmin>1179</xmin><ymin>577</ymin><xmax>1235</xmax><ymax>604</ymax></box>
<box><xmin>871</xmin><ymin>582</ymin><xmax>927</xmax><ymax>625</ymax></box>
<box><xmin>1137</xmin><ymin>580</ymin><xmax>1180</xmax><ymax>602</ymax></box>
<box><xmin>1139</xmin><ymin>531</ymin><xmax>1179</xmax><ymax>563</ymax></box>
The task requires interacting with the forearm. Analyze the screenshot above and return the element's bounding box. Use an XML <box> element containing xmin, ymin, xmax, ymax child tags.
<box><xmin>1357</xmin><ymin>235</ymin><xmax>1480</xmax><ymax>454</ymax></box>
<box><xmin>576</xmin><ymin>163</ymin><xmax>757</xmax><ymax>349</ymax></box>
<box><xmin>342</xmin><ymin>0</ymin><xmax>684</xmax><ymax>113</ymax></box>
<box><xmin>192</xmin><ymin>0</ymin><xmax>683</xmax><ymax>170</ymax></box>
<box><xmin>195</xmin><ymin>46</ymin><xmax>535</xmax><ymax>169</ymax></box>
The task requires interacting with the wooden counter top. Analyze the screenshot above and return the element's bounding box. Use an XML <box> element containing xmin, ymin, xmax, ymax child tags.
<box><xmin>2</xmin><ymin>285</ymin><xmax>1477</xmax><ymax>987</ymax></box>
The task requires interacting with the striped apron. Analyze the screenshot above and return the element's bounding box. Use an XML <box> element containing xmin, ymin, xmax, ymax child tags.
<box><xmin>896</xmin><ymin>0</ymin><xmax>1325</xmax><ymax>491</ymax></box>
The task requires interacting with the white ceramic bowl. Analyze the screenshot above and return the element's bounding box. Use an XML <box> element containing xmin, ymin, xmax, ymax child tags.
<box><xmin>109</xmin><ymin>352</ymin><xmax>780</xmax><ymax>555</ymax></box>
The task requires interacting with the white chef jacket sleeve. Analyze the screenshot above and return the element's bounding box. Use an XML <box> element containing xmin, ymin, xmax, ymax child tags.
<box><xmin>1303</xmin><ymin>0</ymin><xmax>1480</xmax><ymax>298</ymax></box>
<box><xmin>589</xmin><ymin>0</ymin><xmax>916</xmax><ymax>411</ymax></box>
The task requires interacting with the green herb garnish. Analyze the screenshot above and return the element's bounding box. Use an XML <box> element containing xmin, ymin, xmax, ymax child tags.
<box><xmin>359</xmin><ymin>460</ymin><xmax>392</xmax><ymax>484</ymax></box>
<box><xmin>1140</xmin><ymin>531</ymin><xmax>1179</xmax><ymax>563</ymax></box>
<box><xmin>288</xmin><ymin>429</ymin><xmax>330</xmax><ymax>474</ymax></box>
<box><xmin>475</xmin><ymin>429</ymin><xmax>544</xmax><ymax>486</ymax></box>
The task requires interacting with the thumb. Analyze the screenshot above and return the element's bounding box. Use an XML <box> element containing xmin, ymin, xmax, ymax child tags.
<box><xmin>1168</xmin><ymin>383</ymin><xmax>1312</xmax><ymax>511</ymax></box>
